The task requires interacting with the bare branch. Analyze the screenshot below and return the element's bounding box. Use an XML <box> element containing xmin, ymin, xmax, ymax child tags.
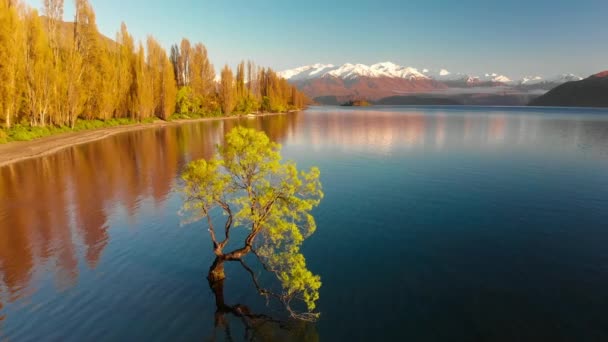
<box><xmin>217</xmin><ymin>200</ymin><xmax>233</xmax><ymax>248</ymax></box>
<box><xmin>239</xmin><ymin>260</ymin><xmax>282</xmax><ymax>301</ymax></box>
<box><xmin>205</xmin><ymin>214</ymin><xmax>221</xmax><ymax>251</ymax></box>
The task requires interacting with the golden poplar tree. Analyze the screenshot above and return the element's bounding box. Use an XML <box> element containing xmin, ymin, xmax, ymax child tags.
<box><xmin>161</xmin><ymin>56</ymin><xmax>177</xmax><ymax>119</ymax></box>
<box><xmin>0</xmin><ymin>0</ymin><xmax>25</xmax><ymax>128</ymax></box>
<box><xmin>178</xmin><ymin>38</ymin><xmax>191</xmax><ymax>87</ymax></box>
<box><xmin>75</xmin><ymin>0</ymin><xmax>108</xmax><ymax>120</ymax></box>
<box><xmin>219</xmin><ymin>65</ymin><xmax>236</xmax><ymax>115</ymax></box>
<box><xmin>236</xmin><ymin>61</ymin><xmax>246</xmax><ymax>99</ymax></box>
<box><xmin>24</xmin><ymin>8</ymin><xmax>53</xmax><ymax>126</ymax></box>
<box><xmin>146</xmin><ymin>36</ymin><xmax>163</xmax><ymax>117</ymax></box>
<box><xmin>42</xmin><ymin>0</ymin><xmax>64</xmax><ymax>125</ymax></box>
<box><xmin>146</xmin><ymin>36</ymin><xmax>177</xmax><ymax>120</ymax></box>
<box><xmin>169</xmin><ymin>44</ymin><xmax>180</xmax><ymax>86</ymax></box>
<box><xmin>190</xmin><ymin>43</ymin><xmax>215</xmax><ymax>106</ymax></box>
<box><xmin>135</xmin><ymin>43</ymin><xmax>154</xmax><ymax>120</ymax></box>
<box><xmin>42</xmin><ymin>0</ymin><xmax>63</xmax><ymax>60</ymax></box>
<box><xmin>115</xmin><ymin>22</ymin><xmax>135</xmax><ymax>118</ymax></box>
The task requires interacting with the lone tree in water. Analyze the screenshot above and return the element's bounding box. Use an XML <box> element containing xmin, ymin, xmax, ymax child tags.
<box><xmin>180</xmin><ymin>127</ymin><xmax>323</xmax><ymax>321</ymax></box>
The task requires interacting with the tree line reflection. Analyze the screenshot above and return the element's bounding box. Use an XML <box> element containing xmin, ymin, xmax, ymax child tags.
<box><xmin>0</xmin><ymin>114</ymin><xmax>299</xmax><ymax>314</ymax></box>
<box><xmin>1</xmin><ymin>108</ymin><xmax>607</xmax><ymax>322</ymax></box>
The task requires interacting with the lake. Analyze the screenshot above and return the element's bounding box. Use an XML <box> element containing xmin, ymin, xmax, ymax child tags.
<box><xmin>1</xmin><ymin>106</ymin><xmax>608</xmax><ymax>341</ymax></box>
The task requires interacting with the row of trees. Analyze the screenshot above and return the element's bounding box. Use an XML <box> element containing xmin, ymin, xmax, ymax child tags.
<box><xmin>170</xmin><ymin>40</ymin><xmax>308</xmax><ymax>116</ymax></box>
<box><xmin>0</xmin><ymin>0</ymin><xmax>307</xmax><ymax>130</ymax></box>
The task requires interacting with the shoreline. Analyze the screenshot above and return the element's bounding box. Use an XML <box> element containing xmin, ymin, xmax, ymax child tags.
<box><xmin>0</xmin><ymin>111</ymin><xmax>294</xmax><ymax>168</ymax></box>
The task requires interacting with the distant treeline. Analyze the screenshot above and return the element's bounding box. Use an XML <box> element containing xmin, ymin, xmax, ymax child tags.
<box><xmin>0</xmin><ymin>0</ymin><xmax>307</xmax><ymax>130</ymax></box>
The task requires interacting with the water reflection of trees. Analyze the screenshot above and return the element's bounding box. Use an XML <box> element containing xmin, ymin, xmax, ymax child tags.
<box><xmin>0</xmin><ymin>113</ymin><xmax>299</xmax><ymax>314</ymax></box>
<box><xmin>208</xmin><ymin>274</ymin><xmax>319</xmax><ymax>342</ymax></box>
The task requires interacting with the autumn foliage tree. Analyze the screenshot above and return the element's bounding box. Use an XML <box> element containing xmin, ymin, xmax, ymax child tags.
<box><xmin>219</xmin><ymin>65</ymin><xmax>236</xmax><ymax>115</ymax></box>
<box><xmin>180</xmin><ymin>127</ymin><xmax>323</xmax><ymax>321</ymax></box>
<box><xmin>0</xmin><ymin>0</ymin><xmax>307</xmax><ymax>135</ymax></box>
<box><xmin>23</xmin><ymin>8</ymin><xmax>53</xmax><ymax>126</ymax></box>
<box><xmin>0</xmin><ymin>0</ymin><xmax>24</xmax><ymax>128</ymax></box>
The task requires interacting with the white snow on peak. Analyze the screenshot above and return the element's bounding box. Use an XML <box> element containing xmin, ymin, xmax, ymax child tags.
<box><xmin>277</xmin><ymin>63</ymin><xmax>336</xmax><ymax>81</ymax></box>
<box><xmin>480</xmin><ymin>73</ymin><xmax>512</xmax><ymax>83</ymax></box>
<box><xmin>369</xmin><ymin>62</ymin><xmax>428</xmax><ymax>79</ymax></box>
<box><xmin>279</xmin><ymin>62</ymin><xmax>429</xmax><ymax>81</ymax></box>
<box><xmin>439</xmin><ymin>69</ymin><xmax>451</xmax><ymax>76</ymax></box>
<box><xmin>547</xmin><ymin>73</ymin><xmax>583</xmax><ymax>83</ymax></box>
<box><xmin>278</xmin><ymin>62</ymin><xmax>581</xmax><ymax>86</ymax></box>
<box><xmin>520</xmin><ymin>76</ymin><xmax>544</xmax><ymax>85</ymax></box>
<box><xmin>328</xmin><ymin>63</ymin><xmax>377</xmax><ymax>79</ymax></box>
<box><xmin>518</xmin><ymin>74</ymin><xmax>582</xmax><ymax>86</ymax></box>
<box><xmin>423</xmin><ymin>68</ymin><xmax>470</xmax><ymax>82</ymax></box>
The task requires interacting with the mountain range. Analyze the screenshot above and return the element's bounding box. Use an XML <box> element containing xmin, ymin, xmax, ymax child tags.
<box><xmin>278</xmin><ymin>62</ymin><xmax>584</xmax><ymax>105</ymax></box>
<box><xmin>529</xmin><ymin>71</ymin><xmax>608</xmax><ymax>107</ymax></box>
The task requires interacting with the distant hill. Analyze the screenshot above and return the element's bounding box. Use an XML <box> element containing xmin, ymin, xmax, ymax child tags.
<box><xmin>279</xmin><ymin>62</ymin><xmax>582</xmax><ymax>106</ymax></box>
<box><xmin>40</xmin><ymin>16</ymin><xmax>116</xmax><ymax>49</ymax></box>
<box><xmin>341</xmin><ymin>100</ymin><xmax>372</xmax><ymax>107</ymax></box>
<box><xmin>375</xmin><ymin>96</ymin><xmax>462</xmax><ymax>105</ymax></box>
<box><xmin>313</xmin><ymin>93</ymin><xmax>540</xmax><ymax>106</ymax></box>
<box><xmin>293</xmin><ymin>75</ymin><xmax>446</xmax><ymax>101</ymax></box>
<box><xmin>529</xmin><ymin>71</ymin><xmax>608</xmax><ymax>108</ymax></box>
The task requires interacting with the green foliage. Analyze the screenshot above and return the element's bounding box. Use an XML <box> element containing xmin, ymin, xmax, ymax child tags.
<box><xmin>174</xmin><ymin>86</ymin><xmax>225</xmax><ymax>119</ymax></box>
<box><xmin>234</xmin><ymin>94</ymin><xmax>258</xmax><ymax>114</ymax></box>
<box><xmin>0</xmin><ymin>117</ymin><xmax>154</xmax><ymax>143</ymax></box>
<box><xmin>0</xmin><ymin>129</ymin><xmax>8</xmax><ymax>144</ymax></box>
<box><xmin>176</xmin><ymin>86</ymin><xmax>198</xmax><ymax>114</ymax></box>
<box><xmin>180</xmin><ymin>127</ymin><xmax>323</xmax><ymax>319</ymax></box>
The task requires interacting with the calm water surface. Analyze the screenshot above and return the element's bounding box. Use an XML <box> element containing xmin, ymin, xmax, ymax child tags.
<box><xmin>1</xmin><ymin>106</ymin><xmax>608</xmax><ymax>341</ymax></box>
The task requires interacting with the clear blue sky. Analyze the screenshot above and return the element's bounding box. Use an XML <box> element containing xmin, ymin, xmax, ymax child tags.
<box><xmin>25</xmin><ymin>0</ymin><xmax>608</xmax><ymax>78</ymax></box>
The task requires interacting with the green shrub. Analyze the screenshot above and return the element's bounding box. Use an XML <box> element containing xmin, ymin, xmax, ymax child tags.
<box><xmin>1</xmin><ymin>113</ymin><xmax>221</xmax><ymax>145</ymax></box>
<box><xmin>0</xmin><ymin>130</ymin><xmax>8</xmax><ymax>144</ymax></box>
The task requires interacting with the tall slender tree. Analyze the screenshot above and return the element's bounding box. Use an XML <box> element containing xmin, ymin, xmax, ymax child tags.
<box><xmin>178</xmin><ymin>38</ymin><xmax>191</xmax><ymax>87</ymax></box>
<box><xmin>0</xmin><ymin>0</ymin><xmax>25</xmax><ymax>128</ymax></box>
<box><xmin>135</xmin><ymin>42</ymin><xmax>154</xmax><ymax>120</ymax></box>
<box><xmin>161</xmin><ymin>56</ymin><xmax>177</xmax><ymax>119</ymax></box>
<box><xmin>115</xmin><ymin>22</ymin><xmax>135</xmax><ymax>118</ymax></box>
<box><xmin>219</xmin><ymin>65</ymin><xmax>236</xmax><ymax>115</ymax></box>
<box><xmin>235</xmin><ymin>61</ymin><xmax>246</xmax><ymax>99</ymax></box>
<box><xmin>190</xmin><ymin>43</ymin><xmax>215</xmax><ymax>101</ymax></box>
<box><xmin>23</xmin><ymin>8</ymin><xmax>53</xmax><ymax>126</ymax></box>
<box><xmin>42</xmin><ymin>0</ymin><xmax>64</xmax><ymax>125</ymax></box>
<box><xmin>169</xmin><ymin>44</ymin><xmax>180</xmax><ymax>85</ymax></box>
<box><xmin>42</xmin><ymin>0</ymin><xmax>63</xmax><ymax>61</ymax></box>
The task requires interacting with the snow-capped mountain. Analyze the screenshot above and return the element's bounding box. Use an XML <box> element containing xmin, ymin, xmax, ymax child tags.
<box><xmin>545</xmin><ymin>73</ymin><xmax>583</xmax><ymax>83</ymax></box>
<box><xmin>278</xmin><ymin>62</ymin><xmax>583</xmax><ymax>105</ymax></box>
<box><xmin>518</xmin><ymin>74</ymin><xmax>582</xmax><ymax>86</ymax></box>
<box><xmin>514</xmin><ymin>74</ymin><xmax>584</xmax><ymax>91</ymax></box>
<box><xmin>480</xmin><ymin>73</ymin><xmax>512</xmax><ymax>84</ymax></box>
<box><xmin>422</xmin><ymin>69</ymin><xmax>472</xmax><ymax>82</ymax></box>
<box><xmin>520</xmin><ymin>76</ymin><xmax>545</xmax><ymax>85</ymax></box>
<box><xmin>278</xmin><ymin>63</ymin><xmax>336</xmax><ymax>81</ymax></box>
<box><xmin>278</xmin><ymin>62</ymin><xmax>428</xmax><ymax>81</ymax></box>
<box><xmin>279</xmin><ymin>62</ymin><xmax>581</xmax><ymax>86</ymax></box>
<box><xmin>530</xmin><ymin>71</ymin><xmax>608</xmax><ymax>107</ymax></box>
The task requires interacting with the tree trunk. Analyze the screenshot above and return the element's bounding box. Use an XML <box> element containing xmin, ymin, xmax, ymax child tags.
<box><xmin>208</xmin><ymin>256</ymin><xmax>226</xmax><ymax>283</ymax></box>
<box><xmin>5</xmin><ymin>110</ymin><xmax>10</xmax><ymax>129</ymax></box>
<box><xmin>208</xmin><ymin>257</ymin><xmax>228</xmax><ymax>328</ymax></box>
<box><xmin>211</xmin><ymin>279</ymin><xmax>228</xmax><ymax>328</ymax></box>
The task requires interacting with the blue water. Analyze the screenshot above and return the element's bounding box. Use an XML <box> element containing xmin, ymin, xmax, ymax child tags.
<box><xmin>1</xmin><ymin>106</ymin><xmax>608</xmax><ymax>341</ymax></box>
